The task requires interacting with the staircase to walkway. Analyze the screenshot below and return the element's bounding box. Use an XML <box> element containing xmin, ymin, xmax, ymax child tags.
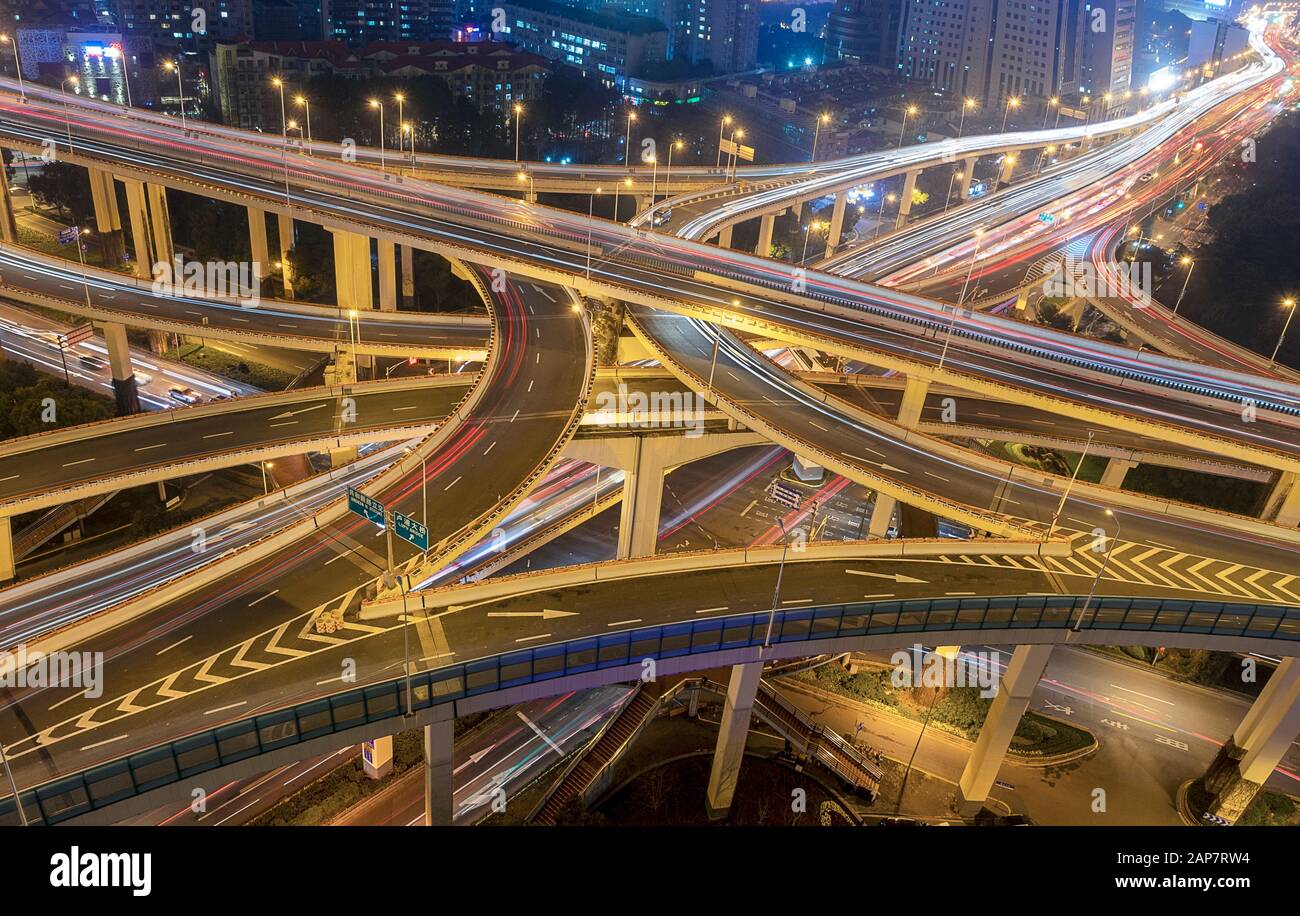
<box><xmin>530</xmin><ymin>685</ymin><xmax>661</xmax><ymax>826</ymax></box>
<box><xmin>13</xmin><ymin>491</ymin><xmax>119</xmax><ymax>560</ymax></box>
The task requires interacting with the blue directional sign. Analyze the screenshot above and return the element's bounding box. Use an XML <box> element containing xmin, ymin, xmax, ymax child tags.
<box><xmin>393</xmin><ymin>511</ymin><xmax>429</xmax><ymax>551</ymax></box>
<box><xmin>58</xmin><ymin>226</ymin><xmax>79</xmax><ymax>245</ymax></box>
<box><xmin>346</xmin><ymin>487</ymin><xmax>386</xmax><ymax>527</ymax></box>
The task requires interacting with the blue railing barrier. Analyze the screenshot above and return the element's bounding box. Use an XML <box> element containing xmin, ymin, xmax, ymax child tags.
<box><xmin>4</xmin><ymin>592</ymin><xmax>1298</xmax><ymax>824</ymax></box>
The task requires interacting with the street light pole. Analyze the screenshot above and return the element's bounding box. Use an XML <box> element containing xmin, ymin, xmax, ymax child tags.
<box><xmin>513</xmin><ymin>103</ymin><xmax>523</xmax><ymax>161</ymax></box>
<box><xmin>943</xmin><ymin>169</ymin><xmax>962</xmax><ymax>214</ymax></box>
<box><xmin>957</xmin><ymin>98</ymin><xmax>975</xmax><ymax>137</ymax></box>
<box><xmin>164</xmin><ymin>60</ymin><xmax>186</xmax><ymax>129</ymax></box>
<box><xmin>271</xmin><ymin>76</ymin><xmax>287</xmax><ymax>145</ymax></box>
<box><xmin>1</xmin><ymin>35</ymin><xmax>26</xmax><ymax>98</ymax></box>
<box><xmin>716</xmin><ymin>115</ymin><xmax>732</xmax><ymax>168</ymax></box>
<box><xmin>294</xmin><ymin>95</ymin><xmax>312</xmax><ymax>147</ymax></box>
<box><xmin>1271</xmin><ymin>297</ymin><xmax>1297</xmax><ymax>365</ymax></box>
<box><xmin>1172</xmin><ymin>257</ymin><xmax>1195</xmax><ymax>314</ymax></box>
<box><xmin>369</xmin><ymin>99</ymin><xmax>385</xmax><ymax>170</ymax></box>
<box><xmin>586</xmin><ymin>187</ymin><xmax>601</xmax><ymax>280</ymax></box>
<box><xmin>1073</xmin><ymin>509</ymin><xmax>1122</xmax><ymax>631</ymax></box>
<box><xmin>898</xmin><ymin>104</ymin><xmax>917</xmax><ymax>148</ymax></box>
<box><xmin>811</xmin><ymin>112</ymin><xmax>828</xmax><ymax>161</ymax></box>
<box><xmin>1001</xmin><ymin>96</ymin><xmax>1020</xmax><ymax>132</ymax></box>
<box><xmin>939</xmin><ymin>228</ymin><xmax>985</xmax><ymax>370</ymax></box>
<box><xmin>1047</xmin><ymin>430</ymin><xmax>1093</xmax><ymax>541</ymax></box>
<box><xmin>763</xmin><ymin>519</ymin><xmax>791</xmax><ymax>647</ymax></box>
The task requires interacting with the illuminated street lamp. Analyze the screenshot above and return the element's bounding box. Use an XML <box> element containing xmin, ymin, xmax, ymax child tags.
<box><xmin>513</xmin><ymin>102</ymin><xmax>523</xmax><ymax>161</ymax></box>
<box><xmin>873</xmin><ymin>191</ymin><xmax>896</xmax><ymax>240</ymax></box>
<box><xmin>60</xmin><ymin>75</ymin><xmax>79</xmax><ymax>149</ymax></box>
<box><xmin>958</xmin><ymin>97</ymin><xmax>976</xmax><ymax>137</ymax></box>
<box><xmin>1271</xmin><ymin>297</ymin><xmax>1297</xmax><ymax>365</ymax></box>
<box><xmin>516</xmin><ymin>170</ymin><xmax>534</xmax><ymax>200</ymax></box>
<box><xmin>716</xmin><ymin>114</ymin><xmax>732</xmax><ymax>167</ymax></box>
<box><xmin>940</xmin><ymin>227</ymin><xmax>986</xmax><ymax>369</ymax></box>
<box><xmin>624</xmin><ymin>109</ymin><xmax>637</xmax><ymax>166</ymax></box>
<box><xmin>728</xmin><ymin>127</ymin><xmax>746</xmax><ymax>180</ymax></box>
<box><xmin>369</xmin><ymin>98</ymin><xmax>385</xmax><ymax>170</ymax></box>
<box><xmin>1001</xmin><ymin>96</ymin><xmax>1021</xmax><ymax>132</ymax></box>
<box><xmin>899</xmin><ymin>103</ymin><xmax>918</xmax><ymax>147</ymax></box>
<box><xmin>944</xmin><ymin>169</ymin><xmax>963</xmax><ymax>213</ymax></box>
<box><xmin>1043</xmin><ymin>96</ymin><xmax>1058</xmax><ymax>129</ymax></box>
<box><xmin>260</xmin><ymin>461</ymin><xmax>275</xmax><ymax>495</ymax></box>
<box><xmin>1074</xmin><ymin>509</ymin><xmax>1122</xmax><ymax>630</ymax></box>
<box><xmin>1172</xmin><ymin>256</ymin><xmax>1195</xmax><ymax>314</ymax></box>
<box><xmin>811</xmin><ymin>112</ymin><xmax>830</xmax><ymax>161</ymax></box>
<box><xmin>663</xmin><ymin>138</ymin><xmax>683</xmax><ymax>202</ymax></box>
<box><xmin>394</xmin><ymin>92</ymin><xmax>406</xmax><ymax>160</ymax></box>
<box><xmin>801</xmin><ymin>219</ymin><xmax>823</xmax><ymax>262</ymax></box>
<box><xmin>106</xmin><ymin>44</ymin><xmax>131</xmax><ymax>107</ymax></box>
<box><xmin>586</xmin><ymin>186</ymin><xmax>602</xmax><ymax>280</ymax></box>
<box><xmin>163</xmin><ymin>60</ymin><xmax>185</xmax><ymax>129</ymax></box>
<box><xmin>294</xmin><ymin>94</ymin><xmax>313</xmax><ymax>146</ymax></box>
<box><xmin>0</xmin><ymin>34</ymin><xmax>26</xmax><ymax>98</ymax></box>
<box><xmin>270</xmin><ymin>75</ymin><xmax>287</xmax><ymax>143</ymax></box>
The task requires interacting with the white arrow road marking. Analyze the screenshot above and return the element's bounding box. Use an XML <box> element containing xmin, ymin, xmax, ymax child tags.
<box><xmin>270</xmin><ymin>402</ymin><xmax>329</xmax><ymax>420</ymax></box>
<box><xmin>487</xmin><ymin>609</ymin><xmax>578</xmax><ymax>620</ymax></box>
<box><xmin>844</xmin><ymin>569</ymin><xmax>928</xmax><ymax>584</ymax></box>
<box><xmin>453</xmin><ymin>745</ymin><xmax>495</xmax><ymax>775</ymax></box>
<box><xmin>516</xmin><ymin>710</ymin><xmax>564</xmax><ymax>755</ymax></box>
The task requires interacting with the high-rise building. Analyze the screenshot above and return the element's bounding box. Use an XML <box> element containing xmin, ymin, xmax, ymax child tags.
<box><xmin>111</xmin><ymin>0</ymin><xmax>254</xmax><ymax>46</ymax></box>
<box><xmin>1159</xmin><ymin>0</ymin><xmax>1243</xmax><ymax>22</ymax></box>
<box><xmin>497</xmin><ymin>0</ymin><xmax>668</xmax><ymax>87</ymax></box>
<box><xmin>898</xmin><ymin>0</ymin><xmax>1087</xmax><ymax>105</ymax></box>
<box><xmin>824</xmin><ymin>0</ymin><xmax>904</xmax><ymax>68</ymax></box>
<box><xmin>675</xmin><ymin>0</ymin><xmax>759</xmax><ymax>72</ymax></box>
<box><xmin>1187</xmin><ymin>16</ymin><xmax>1249</xmax><ymax>69</ymax></box>
<box><xmin>328</xmin><ymin>0</ymin><xmax>454</xmax><ymax>44</ymax></box>
<box><xmin>1079</xmin><ymin>0</ymin><xmax>1136</xmax><ymax>99</ymax></box>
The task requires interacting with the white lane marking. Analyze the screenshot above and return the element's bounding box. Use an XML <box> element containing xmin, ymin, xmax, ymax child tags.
<box><xmin>694</xmin><ymin>606</ymin><xmax>729</xmax><ymax>614</ymax></box>
<box><xmin>203</xmin><ymin>431</ymin><xmax>234</xmax><ymax>439</ymax></box>
<box><xmin>133</xmin><ymin>443</ymin><xmax>168</xmax><ymax>452</ymax></box>
<box><xmin>156</xmin><ymin>635</ymin><xmax>192</xmax><ymax>655</ymax></box>
<box><xmin>205</xmin><ymin>701</ymin><xmax>248</xmax><ymax>716</ymax></box>
<box><xmin>248</xmin><ymin>589</ymin><xmax>280</xmax><ymax>607</ymax></box>
<box><xmin>862</xmin><ymin>593</ymin><xmax>895</xmax><ymax>599</ymax></box>
<box><xmin>1109</xmin><ymin>684</ymin><xmax>1176</xmax><ymax>706</ymax></box>
<box><xmin>484</xmin><ymin>441</ymin><xmax>497</xmax><ymax>455</ymax></box>
<box><xmin>515</xmin><ymin>633</ymin><xmax>551</xmax><ymax>643</ymax></box>
<box><xmin>49</xmin><ymin>690</ymin><xmax>88</xmax><ymax>711</ymax></box>
<box><xmin>0</xmin><ymin>475</ymin><xmax>18</xmax><ymax>482</ymax></box>
<box><xmin>607</xmin><ymin>619</ymin><xmax>643</xmax><ymax>627</ymax></box>
<box><xmin>81</xmin><ymin>734</ymin><xmax>129</xmax><ymax>752</ymax></box>
<box><xmin>392</xmin><ymin>405</ymin><xmax>418</xmax><ymax>412</ymax></box>
<box><xmin>269</xmin><ymin>421</ymin><xmax>297</xmax><ymax>428</ymax></box>
<box><xmin>444</xmin><ymin>476</ymin><xmax>462</xmax><ymax>491</ymax></box>
<box><xmin>781</xmin><ymin>598</ymin><xmax>813</xmax><ymax>605</ymax></box>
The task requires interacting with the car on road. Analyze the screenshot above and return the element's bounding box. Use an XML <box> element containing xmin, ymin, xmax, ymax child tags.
<box><xmin>132</xmin><ymin>370</ymin><xmax>152</xmax><ymax>385</ymax></box>
<box><xmin>167</xmin><ymin>385</ymin><xmax>202</xmax><ymax>404</ymax></box>
<box><xmin>78</xmin><ymin>353</ymin><xmax>106</xmax><ymax>371</ymax></box>
<box><xmin>651</xmin><ymin>208</ymin><xmax>673</xmax><ymax>226</ymax></box>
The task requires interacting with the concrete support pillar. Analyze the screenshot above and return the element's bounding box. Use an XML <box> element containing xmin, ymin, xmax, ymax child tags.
<box><xmin>997</xmin><ymin>154</ymin><xmax>1017</xmax><ymax>187</ymax></box>
<box><xmin>959</xmin><ymin>157</ymin><xmax>977</xmax><ymax>199</ymax></box>
<box><xmin>1203</xmin><ymin>658</ymin><xmax>1300</xmax><ymax>822</ymax></box>
<box><xmin>0</xmin><ymin>516</ymin><xmax>13</xmax><ymax>583</ymax></box>
<box><xmin>332</xmin><ymin>230</ymin><xmax>374</xmax><ymax>312</ymax></box>
<box><xmin>618</xmin><ymin>435</ymin><xmax>668</xmax><ymax>560</ymax></box>
<box><xmin>145</xmin><ymin>183</ymin><xmax>175</xmax><ymax>266</ymax></box>
<box><xmin>247</xmin><ymin>206</ymin><xmax>270</xmax><ymax>274</ymax></box>
<box><xmin>895</xmin><ymin>170</ymin><xmax>919</xmax><ymax>229</ymax></box>
<box><xmin>400</xmin><ymin>244</ymin><xmax>415</xmax><ymax>306</ymax></box>
<box><xmin>826</xmin><ymin>192</ymin><xmax>848</xmax><ymax>253</ymax></box>
<box><xmin>1100</xmin><ymin>458</ymin><xmax>1137</xmax><ymax>490</ymax></box>
<box><xmin>956</xmin><ymin>644</ymin><xmax>1054</xmax><ymax>815</ymax></box>
<box><xmin>1263</xmin><ymin>472</ymin><xmax>1300</xmax><ymax>527</ymax></box>
<box><xmin>867</xmin><ymin>493</ymin><xmax>896</xmax><ymax>538</ymax></box>
<box><xmin>792</xmin><ymin>455</ymin><xmax>824</xmax><ymax>483</ymax></box>
<box><xmin>276</xmin><ymin>212</ymin><xmax>295</xmax><ymax>298</ymax></box>
<box><xmin>0</xmin><ymin>171</ymin><xmax>16</xmax><ymax>244</ymax></box>
<box><xmin>636</xmin><ymin>196</ymin><xmax>652</xmax><ymax>214</ymax></box>
<box><xmin>88</xmin><ymin>167</ymin><xmax>125</xmax><ymax>266</ymax></box>
<box><xmin>896</xmin><ymin>376</ymin><xmax>930</xmax><ymax>430</ymax></box>
<box><xmin>755</xmin><ymin>212</ymin><xmax>775</xmax><ymax>257</ymax></box>
<box><xmin>423</xmin><ymin>718</ymin><xmax>454</xmax><ymax>827</ymax></box>
<box><xmin>706</xmin><ymin>661</ymin><xmax>762</xmax><ymax>820</ymax></box>
<box><xmin>377</xmin><ymin>239</ymin><xmax>398</xmax><ymax>312</ymax></box>
<box><xmin>101</xmin><ymin>321</ymin><xmax>141</xmax><ymax>416</ymax></box>
<box><xmin>122</xmin><ymin>178</ymin><xmax>153</xmax><ymax>279</ymax></box>
<box><xmin>717</xmin><ymin>225</ymin><xmax>733</xmax><ymax>249</ymax></box>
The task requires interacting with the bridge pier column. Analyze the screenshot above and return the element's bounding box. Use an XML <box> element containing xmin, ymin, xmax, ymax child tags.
<box><xmin>122</xmin><ymin>178</ymin><xmax>153</xmax><ymax>279</ymax></box>
<box><xmin>894</xmin><ymin>170</ymin><xmax>919</xmax><ymax>229</ymax></box>
<box><xmin>0</xmin><ymin>516</ymin><xmax>13</xmax><ymax>583</ymax></box>
<box><xmin>825</xmin><ymin>191</ymin><xmax>848</xmax><ymax>253</ymax></box>
<box><xmin>276</xmin><ymin>212</ymin><xmax>295</xmax><ymax>298</ymax></box>
<box><xmin>332</xmin><ymin>230</ymin><xmax>374</xmax><ymax>312</ymax></box>
<box><xmin>792</xmin><ymin>455</ymin><xmax>824</xmax><ymax>483</ymax></box>
<box><xmin>896</xmin><ymin>376</ymin><xmax>930</xmax><ymax>430</ymax></box>
<box><xmin>618</xmin><ymin>436</ymin><xmax>668</xmax><ymax>560</ymax></box>
<box><xmin>956</xmin><ymin>644</ymin><xmax>1053</xmax><ymax>816</ymax></box>
<box><xmin>101</xmin><ymin>320</ymin><xmax>141</xmax><ymax>416</ymax></box>
<box><xmin>706</xmin><ymin>661</ymin><xmax>762</xmax><ymax>820</ymax></box>
<box><xmin>88</xmin><ymin>167</ymin><xmax>125</xmax><ymax>266</ymax></box>
<box><xmin>424</xmin><ymin>716</ymin><xmax>455</xmax><ymax>826</ymax></box>
<box><xmin>636</xmin><ymin>196</ymin><xmax>652</xmax><ymax>214</ymax></box>
<box><xmin>1100</xmin><ymin>458</ymin><xmax>1137</xmax><ymax>489</ymax></box>
<box><xmin>997</xmin><ymin>154</ymin><xmax>1017</xmax><ymax>188</ymax></box>
<box><xmin>377</xmin><ymin>240</ymin><xmax>398</xmax><ymax>312</ymax></box>
<box><xmin>1202</xmin><ymin>658</ymin><xmax>1300</xmax><ymax>823</ymax></box>
<box><xmin>0</xmin><ymin>170</ymin><xmax>17</xmax><ymax>244</ymax></box>
<box><xmin>247</xmin><ymin>206</ymin><xmax>270</xmax><ymax>276</ymax></box>
<box><xmin>400</xmin><ymin>244</ymin><xmax>415</xmax><ymax>307</ymax></box>
<box><xmin>717</xmin><ymin>225</ymin><xmax>733</xmax><ymax>249</ymax></box>
<box><xmin>867</xmin><ymin>494</ymin><xmax>896</xmax><ymax>538</ymax></box>
<box><xmin>145</xmin><ymin>183</ymin><xmax>175</xmax><ymax>266</ymax></box>
<box><xmin>959</xmin><ymin>157</ymin><xmax>977</xmax><ymax>199</ymax></box>
<box><xmin>1262</xmin><ymin>472</ymin><xmax>1300</xmax><ymax>527</ymax></box>
<box><xmin>754</xmin><ymin>213</ymin><xmax>775</xmax><ymax>257</ymax></box>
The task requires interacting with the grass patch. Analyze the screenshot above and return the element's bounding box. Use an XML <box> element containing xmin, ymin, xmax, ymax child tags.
<box><xmin>794</xmin><ymin>664</ymin><xmax>1093</xmax><ymax>758</ymax></box>
<box><xmin>165</xmin><ymin>344</ymin><xmax>294</xmax><ymax>392</ymax></box>
<box><xmin>1239</xmin><ymin>790</ymin><xmax>1300</xmax><ymax>826</ymax></box>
